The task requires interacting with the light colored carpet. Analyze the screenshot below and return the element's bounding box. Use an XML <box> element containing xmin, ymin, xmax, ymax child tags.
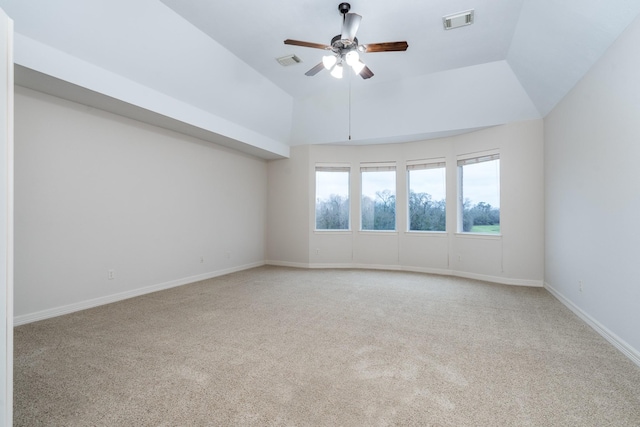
<box><xmin>13</xmin><ymin>266</ymin><xmax>640</xmax><ymax>426</ymax></box>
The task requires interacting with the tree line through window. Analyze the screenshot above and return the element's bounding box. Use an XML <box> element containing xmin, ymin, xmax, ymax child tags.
<box><xmin>458</xmin><ymin>154</ymin><xmax>501</xmax><ymax>234</ymax></box>
<box><xmin>407</xmin><ymin>161</ymin><xmax>446</xmax><ymax>232</ymax></box>
<box><xmin>361</xmin><ymin>165</ymin><xmax>396</xmax><ymax>231</ymax></box>
<box><xmin>315</xmin><ymin>168</ymin><xmax>350</xmax><ymax>230</ymax></box>
<box><xmin>315</xmin><ymin>155</ymin><xmax>500</xmax><ymax>234</ymax></box>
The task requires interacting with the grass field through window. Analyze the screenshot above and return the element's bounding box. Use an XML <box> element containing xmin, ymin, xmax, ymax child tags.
<box><xmin>470</xmin><ymin>225</ymin><xmax>500</xmax><ymax>234</ymax></box>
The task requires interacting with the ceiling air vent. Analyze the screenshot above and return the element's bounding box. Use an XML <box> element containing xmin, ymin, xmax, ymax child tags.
<box><xmin>276</xmin><ymin>54</ymin><xmax>302</xmax><ymax>66</ymax></box>
<box><xmin>443</xmin><ymin>10</ymin><xmax>474</xmax><ymax>30</ymax></box>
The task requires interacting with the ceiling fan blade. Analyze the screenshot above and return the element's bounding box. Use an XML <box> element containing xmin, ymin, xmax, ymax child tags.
<box><xmin>284</xmin><ymin>39</ymin><xmax>331</xmax><ymax>50</ymax></box>
<box><xmin>305</xmin><ymin>62</ymin><xmax>325</xmax><ymax>77</ymax></box>
<box><xmin>341</xmin><ymin>13</ymin><xmax>362</xmax><ymax>42</ymax></box>
<box><xmin>359</xmin><ymin>65</ymin><xmax>374</xmax><ymax>79</ymax></box>
<box><xmin>364</xmin><ymin>41</ymin><xmax>409</xmax><ymax>53</ymax></box>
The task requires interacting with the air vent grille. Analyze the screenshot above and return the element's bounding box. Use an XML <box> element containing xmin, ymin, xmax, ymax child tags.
<box><xmin>276</xmin><ymin>54</ymin><xmax>302</xmax><ymax>66</ymax></box>
<box><xmin>443</xmin><ymin>10</ymin><xmax>474</xmax><ymax>30</ymax></box>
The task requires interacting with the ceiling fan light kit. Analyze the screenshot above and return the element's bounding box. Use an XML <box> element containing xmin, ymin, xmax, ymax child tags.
<box><xmin>351</xmin><ymin>60</ymin><xmax>365</xmax><ymax>75</ymax></box>
<box><xmin>322</xmin><ymin>54</ymin><xmax>337</xmax><ymax>70</ymax></box>
<box><xmin>345</xmin><ymin>50</ymin><xmax>359</xmax><ymax>66</ymax></box>
<box><xmin>330</xmin><ymin>63</ymin><xmax>344</xmax><ymax>79</ymax></box>
<box><xmin>284</xmin><ymin>2</ymin><xmax>409</xmax><ymax>80</ymax></box>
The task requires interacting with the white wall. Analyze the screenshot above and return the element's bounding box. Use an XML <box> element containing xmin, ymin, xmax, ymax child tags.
<box><xmin>544</xmin><ymin>14</ymin><xmax>640</xmax><ymax>363</ymax></box>
<box><xmin>14</xmin><ymin>87</ymin><xmax>267</xmax><ymax>323</ymax></box>
<box><xmin>0</xmin><ymin>7</ymin><xmax>12</xmax><ymax>425</ymax></box>
<box><xmin>291</xmin><ymin>61</ymin><xmax>540</xmax><ymax>146</ymax></box>
<box><xmin>1</xmin><ymin>0</ymin><xmax>293</xmax><ymax>145</ymax></box>
<box><xmin>11</xmin><ymin>35</ymin><xmax>290</xmax><ymax>160</ymax></box>
<box><xmin>268</xmin><ymin>120</ymin><xmax>544</xmax><ymax>286</ymax></box>
<box><xmin>266</xmin><ymin>145</ymin><xmax>310</xmax><ymax>266</ymax></box>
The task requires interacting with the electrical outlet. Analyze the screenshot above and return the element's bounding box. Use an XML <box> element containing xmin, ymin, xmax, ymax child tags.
<box><xmin>108</xmin><ymin>269</ymin><xmax>115</xmax><ymax>280</ymax></box>
<box><xmin>579</xmin><ymin>280</ymin><xmax>583</xmax><ymax>292</ymax></box>
<box><xmin>316</xmin><ymin>248</ymin><xmax>320</xmax><ymax>255</ymax></box>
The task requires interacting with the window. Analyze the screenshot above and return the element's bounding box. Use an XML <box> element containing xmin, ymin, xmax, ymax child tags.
<box><xmin>361</xmin><ymin>163</ymin><xmax>396</xmax><ymax>231</ymax></box>
<box><xmin>458</xmin><ymin>153</ymin><xmax>500</xmax><ymax>234</ymax></box>
<box><xmin>315</xmin><ymin>166</ymin><xmax>350</xmax><ymax>230</ymax></box>
<box><xmin>407</xmin><ymin>160</ymin><xmax>446</xmax><ymax>231</ymax></box>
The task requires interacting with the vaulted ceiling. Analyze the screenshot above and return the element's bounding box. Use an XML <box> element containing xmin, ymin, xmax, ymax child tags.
<box><xmin>2</xmin><ymin>0</ymin><xmax>640</xmax><ymax>158</ymax></box>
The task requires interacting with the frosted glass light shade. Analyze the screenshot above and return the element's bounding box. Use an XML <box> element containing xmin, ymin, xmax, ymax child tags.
<box><xmin>351</xmin><ymin>60</ymin><xmax>365</xmax><ymax>75</ymax></box>
<box><xmin>322</xmin><ymin>55</ymin><xmax>337</xmax><ymax>70</ymax></box>
<box><xmin>345</xmin><ymin>50</ymin><xmax>359</xmax><ymax>66</ymax></box>
<box><xmin>330</xmin><ymin>63</ymin><xmax>344</xmax><ymax>79</ymax></box>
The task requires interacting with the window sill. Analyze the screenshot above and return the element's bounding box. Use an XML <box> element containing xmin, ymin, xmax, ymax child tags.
<box><xmin>314</xmin><ymin>230</ymin><xmax>352</xmax><ymax>235</ymax></box>
<box><xmin>358</xmin><ymin>230</ymin><xmax>399</xmax><ymax>235</ymax></box>
<box><xmin>454</xmin><ymin>232</ymin><xmax>502</xmax><ymax>240</ymax></box>
<box><xmin>404</xmin><ymin>231</ymin><xmax>448</xmax><ymax>237</ymax></box>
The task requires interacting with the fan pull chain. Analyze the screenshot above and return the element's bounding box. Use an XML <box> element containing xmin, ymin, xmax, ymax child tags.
<box><xmin>348</xmin><ymin>71</ymin><xmax>352</xmax><ymax>140</ymax></box>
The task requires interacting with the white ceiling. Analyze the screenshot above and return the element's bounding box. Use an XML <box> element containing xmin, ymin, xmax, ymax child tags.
<box><xmin>158</xmin><ymin>0</ymin><xmax>640</xmax><ymax>114</ymax></box>
<box><xmin>2</xmin><ymin>0</ymin><xmax>640</xmax><ymax>157</ymax></box>
<box><xmin>159</xmin><ymin>0</ymin><xmax>523</xmax><ymax>98</ymax></box>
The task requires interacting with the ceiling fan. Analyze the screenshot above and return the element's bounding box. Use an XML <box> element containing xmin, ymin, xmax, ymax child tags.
<box><xmin>284</xmin><ymin>2</ymin><xmax>408</xmax><ymax>80</ymax></box>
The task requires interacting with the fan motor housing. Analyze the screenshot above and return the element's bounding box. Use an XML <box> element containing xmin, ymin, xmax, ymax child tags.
<box><xmin>331</xmin><ymin>34</ymin><xmax>358</xmax><ymax>50</ymax></box>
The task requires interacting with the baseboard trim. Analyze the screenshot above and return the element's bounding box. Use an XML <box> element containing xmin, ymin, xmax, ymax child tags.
<box><xmin>265</xmin><ymin>260</ymin><xmax>308</xmax><ymax>269</ymax></box>
<box><xmin>265</xmin><ymin>260</ymin><xmax>543</xmax><ymax>287</ymax></box>
<box><xmin>14</xmin><ymin>261</ymin><xmax>543</xmax><ymax>326</ymax></box>
<box><xmin>399</xmin><ymin>266</ymin><xmax>460</xmax><ymax>277</ymax></box>
<box><xmin>14</xmin><ymin>262</ymin><xmax>264</xmax><ymax>326</ymax></box>
<box><xmin>544</xmin><ymin>282</ymin><xmax>640</xmax><ymax>369</ymax></box>
<box><xmin>311</xmin><ymin>263</ymin><xmax>404</xmax><ymax>271</ymax></box>
<box><xmin>454</xmin><ymin>271</ymin><xmax>543</xmax><ymax>287</ymax></box>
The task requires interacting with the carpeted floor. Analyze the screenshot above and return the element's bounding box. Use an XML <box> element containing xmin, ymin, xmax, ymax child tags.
<box><xmin>13</xmin><ymin>266</ymin><xmax>640</xmax><ymax>426</ymax></box>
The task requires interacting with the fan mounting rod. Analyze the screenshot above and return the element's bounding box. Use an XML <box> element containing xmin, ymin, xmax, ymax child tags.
<box><xmin>338</xmin><ymin>2</ymin><xmax>351</xmax><ymax>15</ymax></box>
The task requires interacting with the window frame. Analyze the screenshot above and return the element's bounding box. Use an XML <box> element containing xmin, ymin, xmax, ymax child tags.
<box><xmin>314</xmin><ymin>164</ymin><xmax>351</xmax><ymax>232</ymax></box>
<box><xmin>360</xmin><ymin>162</ymin><xmax>397</xmax><ymax>232</ymax></box>
<box><xmin>456</xmin><ymin>151</ymin><xmax>501</xmax><ymax>235</ymax></box>
<box><xmin>406</xmin><ymin>158</ymin><xmax>447</xmax><ymax>233</ymax></box>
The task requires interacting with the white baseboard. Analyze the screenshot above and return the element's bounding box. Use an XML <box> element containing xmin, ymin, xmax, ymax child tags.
<box><xmin>14</xmin><ymin>261</ymin><xmax>264</xmax><ymax>326</ymax></box>
<box><xmin>544</xmin><ymin>282</ymin><xmax>640</xmax><ymax>369</ymax></box>
<box><xmin>311</xmin><ymin>262</ymin><xmax>404</xmax><ymax>271</ymax></box>
<box><xmin>399</xmin><ymin>265</ymin><xmax>460</xmax><ymax>277</ymax></box>
<box><xmin>266</xmin><ymin>260</ymin><xmax>543</xmax><ymax>287</ymax></box>
<box><xmin>264</xmin><ymin>260</ymin><xmax>308</xmax><ymax>269</ymax></box>
<box><xmin>14</xmin><ymin>260</ymin><xmax>543</xmax><ymax>326</ymax></box>
<box><xmin>454</xmin><ymin>271</ymin><xmax>543</xmax><ymax>287</ymax></box>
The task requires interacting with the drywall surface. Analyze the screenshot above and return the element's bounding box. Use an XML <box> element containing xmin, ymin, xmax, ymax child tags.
<box><xmin>1</xmin><ymin>0</ymin><xmax>292</xmax><ymax>157</ymax></box>
<box><xmin>266</xmin><ymin>145</ymin><xmax>310</xmax><ymax>266</ymax></box>
<box><xmin>0</xmin><ymin>7</ymin><xmax>13</xmax><ymax>425</ymax></box>
<box><xmin>544</xmin><ymin>14</ymin><xmax>640</xmax><ymax>359</ymax></box>
<box><xmin>269</xmin><ymin>120</ymin><xmax>544</xmax><ymax>285</ymax></box>
<box><xmin>291</xmin><ymin>61</ymin><xmax>540</xmax><ymax>145</ymax></box>
<box><xmin>14</xmin><ymin>87</ymin><xmax>267</xmax><ymax>322</ymax></box>
<box><xmin>507</xmin><ymin>0</ymin><xmax>640</xmax><ymax>116</ymax></box>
